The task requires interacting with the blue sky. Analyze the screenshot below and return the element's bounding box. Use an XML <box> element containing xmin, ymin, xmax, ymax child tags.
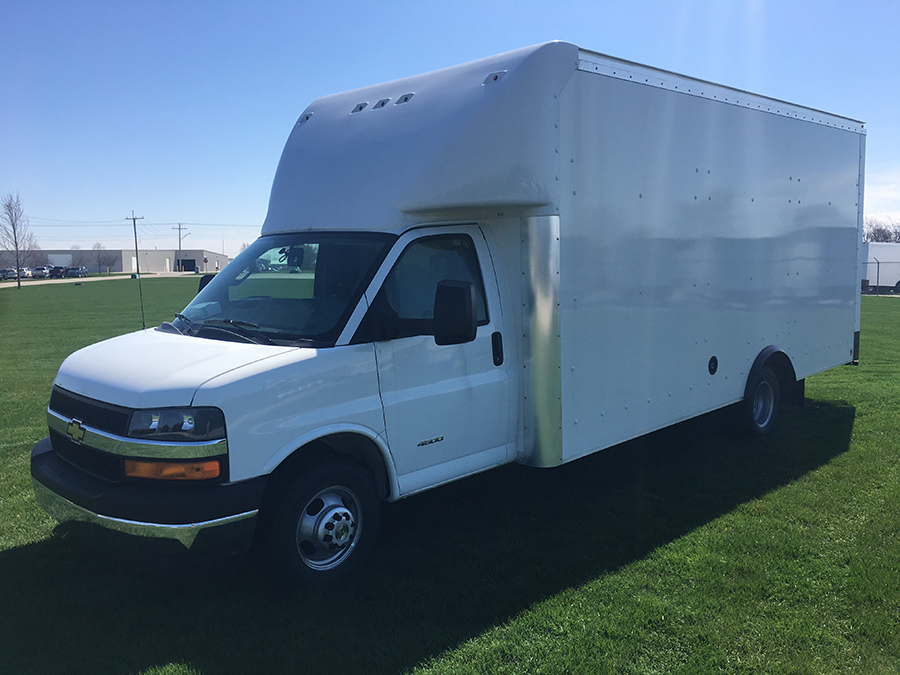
<box><xmin>2</xmin><ymin>0</ymin><xmax>898</xmax><ymax>256</ymax></box>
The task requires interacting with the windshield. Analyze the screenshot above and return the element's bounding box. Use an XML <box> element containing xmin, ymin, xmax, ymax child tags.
<box><xmin>172</xmin><ymin>232</ymin><xmax>396</xmax><ymax>347</ymax></box>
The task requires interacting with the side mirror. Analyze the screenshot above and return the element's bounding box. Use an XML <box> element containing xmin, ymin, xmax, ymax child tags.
<box><xmin>286</xmin><ymin>247</ymin><xmax>305</xmax><ymax>268</ymax></box>
<box><xmin>198</xmin><ymin>273</ymin><xmax>215</xmax><ymax>294</ymax></box>
<box><xmin>433</xmin><ymin>280</ymin><xmax>477</xmax><ymax>346</ymax></box>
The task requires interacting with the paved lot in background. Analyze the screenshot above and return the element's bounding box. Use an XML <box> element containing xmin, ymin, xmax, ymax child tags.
<box><xmin>0</xmin><ymin>271</ymin><xmax>200</xmax><ymax>289</ymax></box>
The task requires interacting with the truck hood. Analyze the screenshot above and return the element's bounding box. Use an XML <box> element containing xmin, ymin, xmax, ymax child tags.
<box><xmin>54</xmin><ymin>328</ymin><xmax>298</xmax><ymax>409</ymax></box>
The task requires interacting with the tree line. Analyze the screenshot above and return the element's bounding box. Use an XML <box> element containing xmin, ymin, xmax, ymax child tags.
<box><xmin>864</xmin><ymin>216</ymin><xmax>900</xmax><ymax>243</ymax></box>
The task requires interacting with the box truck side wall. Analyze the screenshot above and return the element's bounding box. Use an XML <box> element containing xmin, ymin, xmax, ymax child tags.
<box><xmin>549</xmin><ymin>56</ymin><xmax>864</xmax><ymax>463</ymax></box>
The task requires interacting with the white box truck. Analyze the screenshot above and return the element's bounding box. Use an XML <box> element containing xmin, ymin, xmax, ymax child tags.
<box><xmin>862</xmin><ymin>241</ymin><xmax>900</xmax><ymax>293</ymax></box>
<box><xmin>31</xmin><ymin>41</ymin><xmax>865</xmax><ymax>581</ymax></box>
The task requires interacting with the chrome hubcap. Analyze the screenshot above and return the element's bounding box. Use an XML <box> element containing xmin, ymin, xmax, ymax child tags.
<box><xmin>295</xmin><ymin>487</ymin><xmax>361</xmax><ymax>571</ymax></box>
<box><xmin>753</xmin><ymin>381</ymin><xmax>774</xmax><ymax>428</ymax></box>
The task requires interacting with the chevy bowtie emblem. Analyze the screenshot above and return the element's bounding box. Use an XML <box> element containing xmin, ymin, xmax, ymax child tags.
<box><xmin>66</xmin><ymin>419</ymin><xmax>86</xmax><ymax>443</ymax></box>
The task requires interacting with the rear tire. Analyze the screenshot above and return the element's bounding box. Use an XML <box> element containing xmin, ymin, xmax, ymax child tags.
<box><xmin>270</xmin><ymin>460</ymin><xmax>380</xmax><ymax>583</ymax></box>
<box><xmin>743</xmin><ymin>365</ymin><xmax>781</xmax><ymax>436</ymax></box>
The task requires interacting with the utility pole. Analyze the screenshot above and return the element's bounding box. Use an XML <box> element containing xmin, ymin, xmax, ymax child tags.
<box><xmin>126</xmin><ymin>210</ymin><xmax>146</xmax><ymax>329</ymax></box>
<box><xmin>172</xmin><ymin>223</ymin><xmax>189</xmax><ymax>272</ymax></box>
<box><xmin>126</xmin><ymin>210</ymin><xmax>144</xmax><ymax>275</ymax></box>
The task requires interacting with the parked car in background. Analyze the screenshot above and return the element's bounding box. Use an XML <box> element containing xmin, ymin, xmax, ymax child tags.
<box><xmin>49</xmin><ymin>266</ymin><xmax>69</xmax><ymax>278</ymax></box>
<box><xmin>18</xmin><ymin>268</ymin><xmax>33</xmax><ymax>278</ymax></box>
<box><xmin>67</xmin><ymin>266</ymin><xmax>88</xmax><ymax>278</ymax></box>
<box><xmin>0</xmin><ymin>268</ymin><xmax>15</xmax><ymax>280</ymax></box>
<box><xmin>32</xmin><ymin>267</ymin><xmax>51</xmax><ymax>278</ymax></box>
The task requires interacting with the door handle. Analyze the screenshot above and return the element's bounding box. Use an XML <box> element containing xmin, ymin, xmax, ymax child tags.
<box><xmin>491</xmin><ymin>331</ymin><xmax>504</xmax><ymax>366</ymax></box>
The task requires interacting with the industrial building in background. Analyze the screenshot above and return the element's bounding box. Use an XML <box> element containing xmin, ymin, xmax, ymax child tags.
<box><xmin>0</xmin><ymin>247</ymin><xmax>230</xmax><ymax>275</ymax></box>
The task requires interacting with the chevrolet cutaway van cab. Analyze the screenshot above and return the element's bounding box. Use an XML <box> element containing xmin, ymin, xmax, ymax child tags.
<box><xmin>31</xmin><ymin>41</ymin><xmax>865</xmax><ymax>581</ymax></box>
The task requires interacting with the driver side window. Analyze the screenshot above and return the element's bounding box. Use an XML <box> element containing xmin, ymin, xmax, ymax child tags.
<box><xmin>353</xmin><ymin>234</ymin><xmax>488</xmax><ymax>343</ymax></box>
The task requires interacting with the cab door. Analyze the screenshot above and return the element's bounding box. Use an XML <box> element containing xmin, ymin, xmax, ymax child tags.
<box><xmin>352</xmin><ymin>226</ymin><xmax>513</xmax><ymax>496</ymax></box>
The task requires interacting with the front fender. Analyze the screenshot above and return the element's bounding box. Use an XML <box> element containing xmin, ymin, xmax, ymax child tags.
<box><xmin>263</xmin><ymin>423</ymin><xmax>400</xmax><ymax>502</ymax></box>
<box><xmin>191</xmin><ymin>344</ymin><xmax>386</xmax><ymax>483</ymax></box>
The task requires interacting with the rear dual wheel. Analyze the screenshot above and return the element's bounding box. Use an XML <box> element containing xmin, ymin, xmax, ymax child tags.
<box><xmin>743</xmin><ymin>365</ymin><xmax>781</xmax><ymax>436</ymax></box>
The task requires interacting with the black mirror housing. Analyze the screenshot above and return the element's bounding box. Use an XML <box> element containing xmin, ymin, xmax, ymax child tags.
<box><xmin>198</xmin><ymin>273</ymin><xmax>216</xmax><ymax>294</ymax></box>
<box><xmin>433</xmin><ymin>280</ymin><xmax>477</xmax><ymax>345</ymax></box>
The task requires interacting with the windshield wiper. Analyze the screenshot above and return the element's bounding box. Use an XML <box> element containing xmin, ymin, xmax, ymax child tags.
<box><xmin>284</xmin><ymin>337</ymin><xmax>327</xmax><ymax>348</ymax></box>
<box><xmin>195</xmin><ymin>318</ymin><xmax>273</xmax><ymax>345</ymax></box>
<box><xmin>156</xmin><ymin>321</ymin><xmax>185</xmax><ymax>335</ymax></box>
<box><xmin>202</xmin><ymin>318</ymin><xmax>261</xmax><ymax>330</ymax></box>
<box><xmin>186</xmin><ymin>317</ymin><xmax>318</xmax><ymax>347</ymax></box>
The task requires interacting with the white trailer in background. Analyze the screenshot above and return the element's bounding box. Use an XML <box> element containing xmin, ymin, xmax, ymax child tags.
<box><xmin>862</xmin><ymin>241</ymin><xmax>900</xmax><ymax>293</ymax></box>
<box><xmin>33</xmin><ymin>41</ymin><xmax>866</xmax><ymax>581</ymax></box>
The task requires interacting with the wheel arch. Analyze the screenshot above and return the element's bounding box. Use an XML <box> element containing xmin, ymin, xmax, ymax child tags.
<box><xmin>745</xmin><ymin>345</ymin><xmax>802</xmax><ymax>407</ymax></box>
<box><xmin>261</xmin><ymin>427</ymin><xmax>397</xmax><ymax>518</ymax></box>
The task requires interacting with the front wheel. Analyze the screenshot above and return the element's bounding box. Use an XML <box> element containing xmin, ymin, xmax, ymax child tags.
<box><xmin>743</xmin><ymin>365</ymin><xmax>781</xmax><ymax>436</ymax></box>
<box><xmin>270</xmin><ymin>460</ymin><xmax>380</xmax><ymax>583</ymax></box>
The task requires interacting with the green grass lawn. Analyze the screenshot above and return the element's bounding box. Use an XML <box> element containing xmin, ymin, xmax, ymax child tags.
<box><xmin>1</xmin><ymin>284</ymin><xmax>898</xmax><ymax>674</ymax></box>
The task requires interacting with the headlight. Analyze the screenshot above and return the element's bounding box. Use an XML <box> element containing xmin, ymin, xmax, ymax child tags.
<box><xmin>127</xmin><ymin>407</ymin><xmax>225</xmax><ymax>442</ymax></box>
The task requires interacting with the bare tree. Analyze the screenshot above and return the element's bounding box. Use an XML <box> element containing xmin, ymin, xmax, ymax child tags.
<box><xmin>92</xmin><ymin>242</ymin><xmax>104</xmax><ymax>274</ymax></box>
<box><xmin>0</xmin><ymin>192</ymin><xmax>38</xmax><ymax>289</ymax></box>
<box><xmin>864</xmin><ymin>216</ymin><xmax>900</xmax><ymax>243</ymax></box>
<box><xmin>70</xmin><ymin>244</ymin><xmax>86</xmax><ymax>267</ymax></box>
<box><xmin>92</xmin><ymin>242</ymin><xmax>118</xmax><ymax>274</ymax></box>
<box><xmin>239</xmin><ymin>242</ymin><xmax>251</xmax><ymax>252</ymax></box>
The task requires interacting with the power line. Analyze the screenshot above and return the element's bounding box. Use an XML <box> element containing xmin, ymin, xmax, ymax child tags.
<box><xmin>29</xmin><ymin>217</ymin><xmax>258</xmax><ymax>229</ymax></box>
<box><xmin>178</xmin><ymin>222</ymin><xmax>258</xmax><ymax>228</ymax></box>
<box><xmin>29</xmin><ymin>216</ymin><xmax>123</xmax><ymax>224</ymax></box>
<box><xmin>139</xmin><ymin>220</ymin><xmax>167</xmax><ymax>239</ymax></box>
<box><xmin>29</xmin><ymin>221</ymin><xmax>133</xmax><ymax>228</ymax></box>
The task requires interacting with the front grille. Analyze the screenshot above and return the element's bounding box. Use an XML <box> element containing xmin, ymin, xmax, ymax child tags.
<box><xmin>50</xmin><ymin>429</ymin><xmax>123</xmax><ymax>482</ymax></box>
<box><xmin>49</xmin><ymin>387</ymin><xmax>131</xmax><ymax>437</ymax></box>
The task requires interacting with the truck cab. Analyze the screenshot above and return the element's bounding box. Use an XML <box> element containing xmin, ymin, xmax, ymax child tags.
<box><xmin>32</xmin><ymin>222</ymin><xmax>518</xmax><ymax>580</ymax></box>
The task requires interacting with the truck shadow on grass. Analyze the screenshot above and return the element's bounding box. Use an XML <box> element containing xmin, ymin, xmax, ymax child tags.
<box><xmin>1</xmin><ymin>399</ymin><xmax>854</xmax><ymax>675</ymax></box>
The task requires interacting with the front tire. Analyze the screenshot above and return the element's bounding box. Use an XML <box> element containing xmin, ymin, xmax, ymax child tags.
<box><xmin>743</xmin><ymin>365</ymin><xmax>781</xmax><ymax>436</ymax></box>
<box><xmin>270</xmin><ymin>460</ymin><xmax>380</xmax><ymax>583</ymax></box>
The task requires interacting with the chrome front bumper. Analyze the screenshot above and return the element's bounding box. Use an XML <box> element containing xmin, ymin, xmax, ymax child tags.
<box><xmin>31</xmin><ymin>436</ymin><xmax>265</xmax><ymax>555</ymax></box>
<box><xmin>32</xmin><ymin>478</ymin><xmax>258</xmax><ymax>550</ymax></box>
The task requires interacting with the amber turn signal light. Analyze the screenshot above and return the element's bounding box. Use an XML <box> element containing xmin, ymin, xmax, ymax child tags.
<box><xmin>124</xmin><ymin>459</ymin><xmax>220</xmax><ymax>480</ymax></box>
